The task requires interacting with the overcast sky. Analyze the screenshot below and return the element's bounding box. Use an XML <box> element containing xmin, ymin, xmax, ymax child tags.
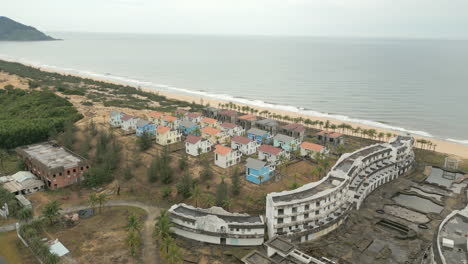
<box><xmin>4</xmin><ymin>0</ymin><xmax>468</xmax><ymax>38</ymax></box>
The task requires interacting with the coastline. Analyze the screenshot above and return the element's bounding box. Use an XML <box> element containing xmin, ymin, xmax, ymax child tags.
<box><xmin>2</xmin><ymin>58</ymin><xmax>468</xmax><ymax>159</ymax></box>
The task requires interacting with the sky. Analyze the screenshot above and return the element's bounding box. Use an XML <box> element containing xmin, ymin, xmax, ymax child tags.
<box><xmin>3</xmin><ymin>0</ymin><xmax>468</xmax><ymax>38</ymax></box>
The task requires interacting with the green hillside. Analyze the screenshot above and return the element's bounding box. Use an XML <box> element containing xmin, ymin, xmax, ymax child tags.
<box><xmin>0</xmin><ymin>16</ymin><xmax>56</xmax><ymax>41</ymax></box>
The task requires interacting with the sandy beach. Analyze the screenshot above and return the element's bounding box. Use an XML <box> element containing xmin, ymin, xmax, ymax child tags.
<box><xmin>2</xmin><ymin>60</ymin><xmax>468</xmax><ymax>159</ymax></box>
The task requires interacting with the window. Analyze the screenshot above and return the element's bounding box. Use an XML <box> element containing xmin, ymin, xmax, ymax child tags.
<box><xmin>316</xmin><ymin>201</ymin><xmax>320</xmax><ymax>207</ymax></box>
<box><xmin>292</xmin><ymin>207</ymin><xmax>297</xmax><ymax>213</ymax></box>
<box><xmin>315</xmin><ymin>210</ymin><xmax>319</xmax><ymax>215</ymax></box>
<box><xmin>292</xmin><ymin>216</ymin><xmax>296</xmax><ymax>221</ymax></box>
<box><xmin>304</xmin><ymin>213</ymin><xmax>309</xmax><ymax>219</ymax></box>
<box><xmin>305</xmin><ymin>204</ymin><xmax>309</xmax><ymax>211</ymax></box>
<box><xmin>277</xmin><ymin>228</ymin><xmax>283</xmax><ymax>233</ymax></box>
<box><xmin>278</xmin><ymin>209</ymin><xmax>284</xmax><ymax>215</ymax></box>
<box><xmin>277</xmin><ymin>218</ymin><xmax>283</xmax><ymax>224</ymax></box>
<box><xmin>53</xmin><ymin>174</ymin><xmax>56</xmax><ymax>178</ymax></box>
<box><xmin>67</xmin><ymin>170</ymin><xmax>70</xmax><ymax>175</ymax></box>
<box><xmin>59</xmin><ymin>172</ymin><xmax>62</xmax><ymax>176</ymax></box>
<box><xmin>73</xmin><ymin>169</ymin><xmax>76</xmax><ymax>173</ymax></box>
<box><xmin>81</xmin><ymin>167</ymin><xmax>84</xmax><ymax>171</ymax></box>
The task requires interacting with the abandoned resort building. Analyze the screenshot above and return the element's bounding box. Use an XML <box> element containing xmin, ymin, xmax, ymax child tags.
<box><xmin>106</xmin><ymin>107</ymin><xmax>417</xmax><ymax>257</ymax></box>
<box><xmin>16</xmin><ymin>142</ymin><xmax>90</xmax><ymax>189</ymax></box>
<box><xmin>168</xmin><ymin>203</ymin><xmax>265</xmax><ymax>246</ymax></box>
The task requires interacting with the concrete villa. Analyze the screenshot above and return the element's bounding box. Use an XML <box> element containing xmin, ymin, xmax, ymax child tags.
<box><xmin>231</xmin><ymin>136</ymin><xmax>259</xmax><ymax>155</ymax></box>
<box><xmin>220</xmin><ymin>122</ymin><xmax>244</xmax><ymax>137</ymax></box>
<box><xmin>168</xmin><ymin>203</ymin><xmax>265</xmax><ymax>246</ymax></box>
<box><xmin>214</xmin><ymin>145</ymin><xmax>242</xmax><ymax>168</ymax></box>
<box><xmin>265</xmin><ymin>135</ymin><xmax>414</xmax><ymax>243</ymax></box>
<box><xmin>185</xmin><ymin>135</ymin><xmax>212</xmax><ymax>156</ymax></box>
<box><xmin>16</xmin><ymin>142</ymin><xmax>90</xmax><ymax>189</ymax></box>
<box><xmin>300</xmin><ymin>142</ymin><xmax>327</xmax><ymax>158</ymax></box>
<box><xmin>258</xmin><ymin>144</ymin><xmax>290</xmax><ymax>165</ymax></box>
<box><xmin>155</xmin><ymin>126</ymin><xmax>182</xmax><ymax>146</ymax></box>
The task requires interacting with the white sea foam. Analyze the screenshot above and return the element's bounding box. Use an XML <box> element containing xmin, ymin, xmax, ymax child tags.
<box><xmin>2</xmin><ymin>55</ymin><xmax>467</xmax><ymax>144</ymax></box>
<box><xmin>446</xmin><ymin>138</ymin><xmax>468</xmax><ymax>145</ymax></box>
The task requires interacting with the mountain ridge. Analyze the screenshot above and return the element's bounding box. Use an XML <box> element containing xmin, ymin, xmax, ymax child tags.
<box><xmin>0</xmin><ymin>16</ymin><xmax>57</xmax><ymax>41</ymax></box>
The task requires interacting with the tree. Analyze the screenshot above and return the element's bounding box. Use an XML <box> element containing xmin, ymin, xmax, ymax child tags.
<box><xmin>88</xmin><ymin>193</ymin><xmax>98</xmax><ymax>211</ymax></box>
<box><xmin>0</xmin><ymin>149</ymin><xmax>7</xmax><ymax>170</ymax></box>
<box><xmin>147</xmin><ymin>155</ymin><xmax>159</xmax><ymax>183</ymax></box>
<box><xmin>126</xmin><ymin>214</ymin><xmax>142</xmax><ymax>232</ymax></box>
<box><xmin>17</xmin><ymin>207</ymin><xmax>33</xmax><ymax>222</ymax></box>
<box><xmin>215</xmin><ymin>177</ymin><xmax>228</xmax><ymax>207</ymax></box>
<box><xmin>231</xmin><ymin>166</ymin><xmax>241</xmax><ymax>196</ymax></box>
<box><xmin>164</xmin><ymin>238</ymin><xmax>183</xmax><ymax>264</ymax></box>
<box><xmin>176</xmin><ymin>171</ymin><xmax>192</xmax><ymax>198</ymax></box>
<box><xmin>137</xmin><ymin>131</ymin><xmax>153</xmax><ymax>151</ymax></box>
<box><xmin>222</xmin><ymin>197</ymin><xmax>233</xmax><ymax>211</ymax></box>
<box><xmin>96</xmin><ymin>193</ymin><xmax>108</xmax><ymax>213</ymax></box>
<box><xmin>191</xmin><ymin>185</ymin><xmax>202</xmax><ymax>207</ymax></box>
<box><xmin>200</xmin><ymin>157</ymin><xmax>213</xmax><ymax>181</ymax></box>
<box><xmin>42</xmin><ymin>200</ymin><xmax>61</xmax><ymax>225</ymax></box>
<box><xmin>79</xmin><ymin>135</ymin><xmax>91</xmax><ymax>158</ymax></box>
<box><xmin>154</xmin><ymin>210</ymin><xmax>173</xmax><ymax>243</ymax></box>
<box><xmin>61</xmin><ymin>120</ymin><xmax>75</xmax><ymax>150</ymax></box>
<box><xmin>123</xmin><ymin>166</ymin><xmax>133</xmax><ymax>181</ymax></box>
<box><xmin>126</xmin><ymin>231</ymin><xmax>141</xmax><ymax>257</ymax></box>
<box><xmin>178</xmin><ymin>153</ymin><xmax>188</xmax><ymax>171</ymax></box>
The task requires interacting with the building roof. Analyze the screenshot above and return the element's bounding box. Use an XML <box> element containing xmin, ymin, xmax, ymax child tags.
<box><xmin>201</xmin><ymin>117</ymin><xmax>217</xmax><ymax>124</ymax></box>
<box><xmin>186</xmin><ymin>135</ymin><xmax>202</xmax><ymax>144</ymax></box>
<box><xmin>300</xmin><ymin>142</ymin><xmax>325</xmax><ymax>152</ymax></box>
<box><xmin>247</xmin><ymin>128</ymin><xmax>268</xmax><ymax>136</ymax></box>
<box><xmin>214</xmin><ymin>145</ymin><xmax>232</xmax><ymax>155</ymax></box>
<box><xmin>273</xmin><ymin>134</ymin><xmax>295</xmax><ymax>143</ymax></box>
<box><xmin>186</xmin><ymin>112</ymin><xmax>202</xmax><ymax>118</ymax></box>
<box><xmin>318</xmin><ymin>130</ymin><xmax>344</xmax><ymax>138</ymax></box>
<box><xmin>110</xmin><ymin>110</ymin><xmax>122</xmax><ymax>117</ymax></box>
<box><xmin>48</xmin><ymin>239</ymin><xmax>69</xmax><ymax>257</ymax></box>
<box><xmin>265</xmin><ymin>236</ymin><xmax>296</xmax><ymax>256</ymax></box>
<box><xmin>179</xmin><ymin>120</ymin><xmax>197</xmax><ymax>128</ymax></box>
<box><xmin>15</xmin><ymin>194</ymin><xmax>31</xmax><ymax>207</ymax></box>
<box><xmin>245</xmin><ymin>158</ymin><xmax>267</xmax><ymax>170</ymax></box>
<box><xmin>4</xmin><ymin>175</ymin><xmax>44</xmax><ymax>193</ymax></box>
<box><xmin>148</xmin><ymin>111</ymin><xmax>163</xmax><ymax>119</ymax></box>
<box><xmin>258</xmin><ymin>145</ymin><xmax>283</xmax><ymax>155</ymax></box>
<box><xmin>170</xmin><ymin>203</ymin><xmax>263</xmax><ymax>224</ymax></box>
<box><xmin>241</xmin><ymin>250</ymin><xmax>273</xmax><ymax>264</ymax></box>
<box><xmin>11</xmin><ymin>171</ymin><xmax>36</xmax><ymax>182</ymax></box>
<box><xmin>219</xmin><ymin>110</ymin><xmax>238</xmax><ymax>116</ymax></box>
<box><xmin>221</xmin><ymin>122</ymin><xmax>237</xmax><ymax>129</ymax></box>
<box><xmin>156</xmin><ymin>126</ymin><xmax>171</xmax><ymax>134</ymax></box>
<box><xmin>256</xmin><ymin>118</ymin><xmax>278</xmax><ymax>127</ymax></box>
<box><xmin>281</xmin><ymin>123</ymin><xmax>305</xmax><ymax>132</ymax></box>
<box><xmin>121</xmin><ymin>114</ymin><xmax>134</xmax><ymax>121</ymax></box>
<box><xmin>239</xmin><ymin>114</ymin><xmax>257</xmax><ymax>121</ymax></box>
<box><xmin>231</xmin><ymin>136</ymin><xmax>253</xmax><ymax>145</ymax></box>
<box><xmin>17</xmin><ymin>142</ymin><xmax>85</xmax><ymax>170</ymax></box>
<box><xmin>136</xmin><ymin>119</ymin><xmax>150</xmax><ymax>127</ymax></box>
<box><xmin>162</xmin><ymin>115</ymin><xmax>177</xmax><ymax>122</ymax></box>
<box><xmin>201</xmin><ymin>126</ymin><xmax>221</xmax><ymax>136</ymax></box>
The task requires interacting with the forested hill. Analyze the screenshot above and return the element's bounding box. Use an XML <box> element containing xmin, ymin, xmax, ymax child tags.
<box><xmin>0</xmin><ymin>16</ymin><xmax>56</xmax><ymax>41</ymax></box>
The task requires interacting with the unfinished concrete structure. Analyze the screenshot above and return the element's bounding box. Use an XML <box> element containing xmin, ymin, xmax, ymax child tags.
<box><xmin>1</xmin><ymin>171</ymin><xmax>44</xmax><ymax>195</ymax></box>
<box><xmin>16</xmin><ymin>142</ymin><xmax>90</xmax><ymax>189</ymax></box>
<box><xmin>265</xmin><ymin>134</ymin><xmax>415</xmax><ymax>243</ymax></box>
<box><xmin>168</xmin><ymin>203</ymin><xmax>265</xmax><ymax>246</ymax></box>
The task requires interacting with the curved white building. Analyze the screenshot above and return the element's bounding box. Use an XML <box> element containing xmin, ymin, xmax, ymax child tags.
<box><xmin>168</xmin><ymin>203</ymin><xmax>265</xmax><ymax>246</ymax></box>
<box><xmin>266</xmin><ymin>135</ymin><xmax>415</xmax><ymax>243</ymax></box>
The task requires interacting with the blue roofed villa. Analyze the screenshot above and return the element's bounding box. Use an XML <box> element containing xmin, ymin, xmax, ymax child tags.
<box><xmin>136</xmin><ymin>119</ymin><xmax>156</xmax><ymax>137</ymax></box>
<box><xmin>178</xmin><ymin>120</ymin><xmax>200</xmax><ymax>135</ymax></box>
<box><xmin>273</xmin><ymin>134</ymin><xmax>300</xmax><ymax>152</ymax></box>
<box><xmin>247</xmin><ymin>128</ymin><xmax>271</xmax><ymax>144</ymax></box>
<box><xmin>245</xmin><ymin>158</ymin><xmax>275</xmax><ymax>184</ymax></box>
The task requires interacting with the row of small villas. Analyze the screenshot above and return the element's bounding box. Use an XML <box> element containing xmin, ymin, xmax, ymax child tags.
<box><xmin>109</xmin><ymin>108</ymin><xmax>342</xmax><ymax>185</ymax></box>
<box><xmin>167</xmin><ymin>134</ymin><xmax>415</xmax><ymax>256</ymax></box>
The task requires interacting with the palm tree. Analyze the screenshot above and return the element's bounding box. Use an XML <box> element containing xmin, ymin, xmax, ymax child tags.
<box><xmin>126</xmin><ymin>214</ymin><xmax>141</xmax><ymax>232</ymax></box>
<box><xmin>126</xmin><ymin>231</ymin><xmax>141</xmax><ymax>257</ymax></box>
<box><xmin>378</xmin><ymin>132</ymin><xmax>385</xmax><ymax>142</ymax></box>
<box><xmin>96</xmin><ymin>193</ymin><xmax>108</xmax><ymax>213</ymax></box>
<box><xmin>191</xmin><ymin>185</ymin><xmax>202</xmax><ymax>207</ymax></box>
<box><xmin>42</xmin><ymin>200</ymin><xmax>61</xmax><ymax>225</ymax></box>
<box><xmin>154</xmin><ymin>210</ymin><xmax>173</xmax><ymax>243</ymax></box>
<box><xmin>18</xmin><ymin>207</ymin><xmax>33</xmax><ymax>222</ymax></box>
<box><xmin>88</xmin><ymin>193</ymin><xmax>98</xmax><ymax>211</ymax></box>
<box><xmin>164</xmin><ymin>239</ymin><xmax>183</xmax><ymax>264</ymax></box>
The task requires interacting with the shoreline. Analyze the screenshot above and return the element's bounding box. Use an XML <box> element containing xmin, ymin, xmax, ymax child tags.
<box><xmin>2</xmin><ymin>58</ymin><xmax>468</xmax><ymax>159</ymax></box>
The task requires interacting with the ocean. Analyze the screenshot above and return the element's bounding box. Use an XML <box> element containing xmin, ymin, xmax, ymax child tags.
<box><xmin>1</xmin><ymin>32</ymin><xmax>467</xmax><ymax>144</ymax></box>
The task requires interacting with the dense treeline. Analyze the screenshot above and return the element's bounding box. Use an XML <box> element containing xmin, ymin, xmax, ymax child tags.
<box><xmin>0</xmin><ymin>87</ymin><xmax>82</xmax><ymax>149</ymax></box>
<box><xmin>0</xmin><ymin>59</ymin><xmax>204</xmax><ymax>112</ymax></box>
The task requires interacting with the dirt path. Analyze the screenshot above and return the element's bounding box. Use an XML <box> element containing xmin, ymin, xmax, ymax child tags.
<box><xmin>62</xmin><ymin>200</ymin><xmax>161</xmax><ymax>264</ymax></box>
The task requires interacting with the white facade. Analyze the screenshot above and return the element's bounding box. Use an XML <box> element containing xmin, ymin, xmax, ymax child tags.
<box><xmin>186</xmin><ymin>138</ymin><xmax>212</xmax><ymax>156</ymax></box>
<box><xmin>258</xmin><ymin>149</ymin><xmax>290</xmax><ymax>165</ymax></box>
<box><xmin>169</xmin><ymin>204</ymin><xmax>265</xmax><ymax>246</ymax></box>
<box><xmin>121</xmin><ymin>116</ymin><xmax>139</xmax><ymax>131</ymax></box>
<box><xmin>221</xmin><ymin>124</ymin><xmax>245</xmax><ymax>137</ymax></box>
<box><xmin>231</xmin><ymin>138</ymin><xmax>259</xmax><ymax>155</ymax></box>
<box><xmin>214</xmin><ymin>146</ymin><xmax>242</xmax><ymax>169</ymax></box>
<box><xmin>265</xmin><ymin>135</ymin><xmax>415</xmax><ymax>243</ymax></box>
<box><xmin>109</xmin><ymin>111</ymin><xmax>123</xmax><ymax>127</ymax></box>
<box><xmin>299</xmin><ymin>142</ymin><xmax>328</xmax><ymax>158</ymax></box>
